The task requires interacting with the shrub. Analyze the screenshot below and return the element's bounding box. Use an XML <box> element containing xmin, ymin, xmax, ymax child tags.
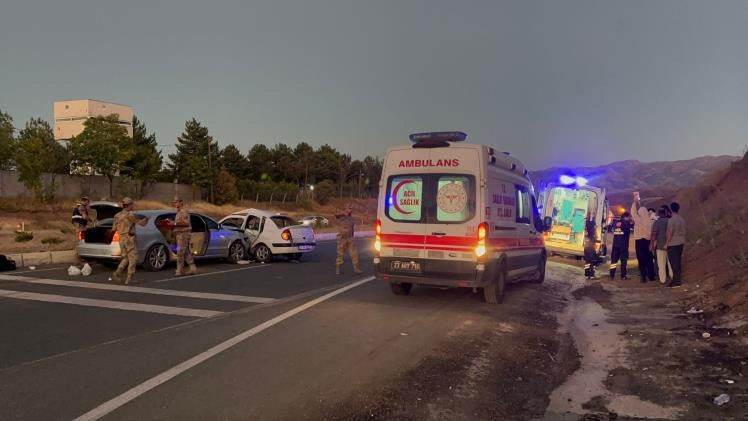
<box><xmin>15</xmin><ymin>232</ymin><xmax>34</xmax><ymax>242</ymax></box>
<box><xmin>41</xmin><ymin>237</ymin><xmax>63</xmax><ymax>245</ymax></box>
<box><xmin>314</xmin><ymin>180</ymin><xmax>336</xmax><ymax>205</ymax></box>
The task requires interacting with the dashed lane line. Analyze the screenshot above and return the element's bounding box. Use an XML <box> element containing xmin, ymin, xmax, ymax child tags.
<box><xmin>0</xmin><ymin>274</ymin><xmax>275</xmax><ymax>304</ymax></box>
<box><xmin>0</xmin><ymin>289</ymin><xmax>223</xmax><ymax>318</ymax></box>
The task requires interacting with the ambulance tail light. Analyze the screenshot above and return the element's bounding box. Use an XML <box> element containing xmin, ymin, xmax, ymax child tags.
<box><xmin>374</xmin><ymin>219</ymin><xmax>382</xmax><ymax>253</ymax></box>
<box><xmin>475</xmin><ymin>222</ymin><xmax>488</xmax><ymax>258</ymax></box>
<box><xmin>111</xmin><ymin>231</ymin><xmax>120</xmax><ymax>243</ymax></box>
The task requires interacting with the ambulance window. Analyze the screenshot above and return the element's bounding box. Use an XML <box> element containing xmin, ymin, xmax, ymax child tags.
<box><xmin>386</xmin><ymin>176</ymin><xmax>423</xmax><ymax>222</ymax></box>
<box><xmin>436</xmin><ymin>176</ymin><xmax>473</xmax><ymax>223</ymax></box>
<box><xmin>515</xmin><ymin>186</ymin><xmax>532</xmax><ymax>224</ymax></box>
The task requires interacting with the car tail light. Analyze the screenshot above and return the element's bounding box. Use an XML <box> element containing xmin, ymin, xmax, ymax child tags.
<box><xmin>77</xmin><ymin>231</ymin><xmax>84</xmax><ymax>241</ymax></box>
<box><xmin>374</xmin><ymin>219</ymin><xmax>382</xmax><ymax>253</ymax></box>
<box><xmin>475</xmin><ymin>222</ymin><xmax>487</xmax><ymax>257</ymax></box>
<box><xmin>112</xmin><ymin>231</ymin><xmax>120</xmax><ymax>243</ymax></box>
<box><xmin>281</xmin><ymin>229</ymin><xmax>291</xmax><ymax>241</ymax></box>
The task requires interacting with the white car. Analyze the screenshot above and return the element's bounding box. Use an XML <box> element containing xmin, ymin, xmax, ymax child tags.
<box><xmin>300</xmin><ymin>215</ymin><xmax>330</xmax><ymax>227</ymax></box>
<box><xmin>220</xmin><ymin>208</ymin><xmax>316</xmax><ymax>263</ymax></box>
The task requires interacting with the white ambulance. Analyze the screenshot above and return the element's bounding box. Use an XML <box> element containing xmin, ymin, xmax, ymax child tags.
<box><xmin>374</xmin><ymin>132</ymin><xmax>550</xmax><ymax>304</ymax></box>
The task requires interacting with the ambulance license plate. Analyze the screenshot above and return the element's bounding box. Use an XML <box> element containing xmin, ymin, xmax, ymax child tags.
<box><xmin>390</xmin><ymin>260</ymin><xmax>422</xmax><ymax>274</ymax></box>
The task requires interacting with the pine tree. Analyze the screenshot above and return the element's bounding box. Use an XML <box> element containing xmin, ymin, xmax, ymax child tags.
<box><xmin>0</xmin><ymin>109</ymin><xmax>15</xmax><ymax>170</ymax></box>
<box><xmin>123</xmin><ymin>116</ymin><xmax>163</xmax><ymax>188</ymax></box>
<box><xmin>168</xmin><ymin>118</ymin><xmax>220</xmax><ymax>201</ymax></box>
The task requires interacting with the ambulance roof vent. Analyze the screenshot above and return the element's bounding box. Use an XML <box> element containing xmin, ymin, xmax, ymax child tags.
<box><xmin>410</xmin><ymin>131</ymin><xmax>467</xmax><ymax>148</ymax></box>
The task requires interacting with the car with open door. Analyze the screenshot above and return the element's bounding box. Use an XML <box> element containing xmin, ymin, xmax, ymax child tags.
<box><xmin>78</xmin><ymin>203</ymin><xmax>247</xmax><ymax>271</ymax></box>
<box><xmin>219</xmin><ymin>208</ymin><xmax>316</xmax><ymax>263</ymax></box>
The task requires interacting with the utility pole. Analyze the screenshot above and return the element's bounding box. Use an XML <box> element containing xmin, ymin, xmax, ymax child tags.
<box><xmin>207</xmin><ymin>140</ymin><xmax>215</xmax><ymax>203</ymax></box>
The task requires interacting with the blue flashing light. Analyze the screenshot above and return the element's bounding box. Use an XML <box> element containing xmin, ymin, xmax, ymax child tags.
<box><xmin>575</xmin><ymin>176</ymin><xmax>588</xmax><ymax>187</ymax></box>
<box><xmin>388</xmin><ymin>196</ymin><xmax>394</xmax><ymax>205</ymax></box>
<box><xmin>559</xmin><ymin>175</ymin><xmax>575</xmax><ymax>185</ymax></box>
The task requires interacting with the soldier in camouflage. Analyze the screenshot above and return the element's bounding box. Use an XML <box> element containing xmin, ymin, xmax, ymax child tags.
<box><xmin>112</xmin><ymin>197</ymin><xmax>149</xmax><ymax>285</ymax></box>
<box><xmin>335</xmin><ymin>204</ymin><xmax>362</xmax><ymax>275</ymax></box>
<box><xmin>71</xmin><ymin>196</ymin><xmax>97</xmax><ymax>264</ymax></box>
<box><xmin>172</xmin><ymin>197</ymin><xmax>196</xmax><ymax>276</ymax></box>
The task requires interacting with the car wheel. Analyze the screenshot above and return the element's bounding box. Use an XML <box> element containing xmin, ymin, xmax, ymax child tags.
<box><xmin>483</xmin><ymin>265</ymin><xmax>506</xmax><ymax>304</ymax></box>
<box><xmin>532</xmin><ymin>255</ymin><xmax>546</xmax><ymax>284</ymax></box>
<box><xmin>389</xmin><ymin>283</ymin><xmax>412</xmax><ymax>295</ymax></box>
<box><xmin>227</xmin><ymin>241</ymin><xmax>246</xmax><ymax>264</ymax></box>
<box><xmin>144</xmin><ymin>244</ymin><xmax>169</xmax><ymax>272</ymax></box>
<box><xmin>254</xmin><ymin>244</ymin><xmax>272</xmax><ymax>263</ymax></box>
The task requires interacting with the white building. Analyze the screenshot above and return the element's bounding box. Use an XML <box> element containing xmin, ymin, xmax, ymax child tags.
<box><xmin>53</xmin><ymin>99</ymin><xmax>134</xmax><ymax>140</ymax></box>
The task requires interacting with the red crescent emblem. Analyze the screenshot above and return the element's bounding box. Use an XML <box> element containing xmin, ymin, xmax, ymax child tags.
<box><xmin>392</xmin><ymin>180</ymin><xmax>416</xmax><ymax>215</ymax></box>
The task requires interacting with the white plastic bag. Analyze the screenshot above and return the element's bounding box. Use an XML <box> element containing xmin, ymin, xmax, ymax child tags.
<box><xmin>67</xmin><ymin>265</ymin><xmax>82</xmax><ymax>276</ymax></box>
<box><xmin>81</xmin><ymin>263</ymin><xmax>92</xmax><ymax>276</ymax></box>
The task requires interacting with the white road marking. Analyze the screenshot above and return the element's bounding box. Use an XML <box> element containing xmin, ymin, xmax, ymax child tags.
<box><xmin>73</xmin><ymin>276</ymin><xmax>375</xmax><ymax>421</ymax></box>
<box><xmin>0</xmin><ymin>289</ymin><xmax>222</xmax><ymax>318</ymax></box>
<box><xmin>151</xmin><ymin>264</ymin><xmax>272</xmax><ymax>283</ymax></box>
<box><xmin>0</xmin><ymin>274</ymin><xmax>275</xmax><ymax>304</ymax></box>
<box><xmin>9</xmin><ymin>266</ymin><xmax>66</xmax><ymax>275</ymax></box>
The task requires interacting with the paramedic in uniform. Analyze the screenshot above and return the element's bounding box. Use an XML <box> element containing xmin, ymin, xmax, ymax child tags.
<box><xmin>71</xmin><ymin>196</ymin><xmax>97</xmax><ymax>264</ymax></box>
<box><xmin>172</xmin><ymin>197</ymin><xmax>196</xmax><ymax>276</ymax></box>
<box><xmin>112</xmin><ymin>197</ymin><xmax>149</xmax><ymax>284</ymax></box>
<box><xmin>335</xmin><ymin>204</ymin><xmax>362</xmax><ymax>275</ymax></box>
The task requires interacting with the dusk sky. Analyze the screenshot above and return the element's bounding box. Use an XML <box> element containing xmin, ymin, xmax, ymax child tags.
<box><xmin>2</xmin><ymin>0</ymin><xmax>747</xmax><ymax>169</ymax></box>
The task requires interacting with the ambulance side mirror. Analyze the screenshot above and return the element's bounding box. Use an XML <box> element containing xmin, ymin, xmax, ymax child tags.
<box><xmin>543</xmin><ymin>217</ymin><xmax>553</xmax><ymax>232</ymax></box>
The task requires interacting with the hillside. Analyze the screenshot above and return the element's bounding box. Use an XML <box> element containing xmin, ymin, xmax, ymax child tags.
<box><xmin>529</xmin><ymin>155</ymin><xmax>738</xmax><ymax>205</ymax></box>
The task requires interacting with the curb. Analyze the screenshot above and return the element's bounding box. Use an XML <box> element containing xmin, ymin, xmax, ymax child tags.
<box><xmin>6</xmin><ymin>250</ymin><xmax>77</xmax><ymax>268</ymax></box>
<box><xmin>314</xmin><ymin>231</ymin><xmax>375</xmax><ymax>242</ymax></box>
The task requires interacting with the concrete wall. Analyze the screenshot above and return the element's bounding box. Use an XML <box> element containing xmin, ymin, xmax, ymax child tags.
<box><xmin>0</xmin><ymin>170</ymin><xmax>195</xmax><ymax>202</ymax></box>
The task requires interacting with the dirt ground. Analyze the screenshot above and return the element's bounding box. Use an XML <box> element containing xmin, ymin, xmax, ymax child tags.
<box><xmin>314</xmin><ymin>262</ymin><xmax>746</xmax><ymax>421</ymax></box>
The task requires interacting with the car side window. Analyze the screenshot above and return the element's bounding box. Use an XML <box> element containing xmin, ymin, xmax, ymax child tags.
<box><xmin>203</xmin><ymin>216</ymin><xmax>219</xmax><ymax>230</ymax></box>
<box><xmin>222</xmin><ymin>218</ymin><xmax>242</xmax><ymax>229</ymax></box>
<box><xmin>190</xmin><ymin>214</ymin><xmax>206</xmax><ymax>232</ymax></box>
<box><xmin>246</xmin><ymin>216</ymin><xmax>260</xmax><ymax>231</ymax></box>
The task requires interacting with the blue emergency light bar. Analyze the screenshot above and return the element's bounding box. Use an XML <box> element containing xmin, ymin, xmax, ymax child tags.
<box><xmin>409</xmin><ymin>131</ymin><xmax>467</xmax><ymax>143</ymax></box>
<box><xmin>559</xmin><ymin>174</ymin><xmax>589</xmax><ymax>187</ymax></box>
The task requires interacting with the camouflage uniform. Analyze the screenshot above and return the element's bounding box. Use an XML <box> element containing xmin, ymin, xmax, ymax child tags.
<box><xmin>335</xmin><ymin>212</ymin><xmax>361</xmax><ymax>275</ymax></box>
<box><xmin>71</xmin><ymin>202</ymin><xmax>97</xmax><ymax>264</ymax></box>
<box><xmin>113</xmin><ymin>209</ymin><xmax>139</xmax><ymax>284</ymax></box>
<box><xmin>173</xmin><ymin>206</ymin><xmax>196</xmax><ymax>276</ymax></box>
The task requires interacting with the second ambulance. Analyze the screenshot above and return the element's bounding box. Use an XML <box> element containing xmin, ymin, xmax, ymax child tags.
<box><xmin>373</xmin><ymin>132</ymin><xmax>550</xmax><ymax>304</ymax></box>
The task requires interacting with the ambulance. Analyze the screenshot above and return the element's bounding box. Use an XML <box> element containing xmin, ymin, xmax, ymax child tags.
<box><xmin>539</xmin><ymin>178</ymin><xmax>609</xmax><ymax>259</ymax></box>
<box><xmin>373</xmin><ymin>132</ymin><xmax>550</xmax><ymax>304</ymax></box>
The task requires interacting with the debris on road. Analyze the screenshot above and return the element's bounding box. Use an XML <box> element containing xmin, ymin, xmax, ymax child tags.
<box><xmin>686</xmin><ymin>307</ymin><xmax>704</xmax><ymax>314</ymax></box>
<box><xmin>81</xmin><ymin>263</ymin><xmax>92</xmax><ymax>276</ymax></box>
<box><xmin>236</xmin><ymin>260</ymin><xmax>251</xmax><ymax>265</ymax></box>
<box><xmin>713</xmin><ymin>393</ymin><xmax>730</xmax><ymax>406</ymax></box>
<box><xmin>702</xmin><ymin>332</ymin><xmax>711</xmax><ymax>339</ymax></box>
<box><xmin>400</xmin><ymin>332</ymin><xmax>409</xmax><ymax>336</ymax></box>
<box><xmin>67</xmin><ymin>265</ymin><xmax>81</xmax><ymax>276</ymax></box>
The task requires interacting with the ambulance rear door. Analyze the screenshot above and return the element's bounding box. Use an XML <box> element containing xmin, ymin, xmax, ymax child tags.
<box><xmin>422</xmin><ymin>146</ymin><xmax>481</xmax><ymax>267</ymax></box>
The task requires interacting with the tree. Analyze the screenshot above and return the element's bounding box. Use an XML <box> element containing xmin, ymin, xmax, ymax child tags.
<box><xmin>246</xmin><ymin>144</ymin><xmax>273</xmax><ymax>181</ymax></box>
<box><xmin>314</xmin><ymin>144</ymin><xmax>341</xmax><ymax>184</ymax></box>
<box><xmin>213</xmin><ymin>169</ymin><xmax>238</xmax><ymax>205</ymax></box>
<box><xmin>0</xmin><ymin>109</ymin><xmax>15</xmax><ymax>170</ymax></box>
<box><xmin>314</xmin><ymin>179</ymin><xmax>336</xmax><ymax>205</ymax></box>
<box><xmin>15</xmin><ymin>118</ymin><xmax>70</xmax><ymax>201</ymax></box>
<box><xmin>293</xmin><ymin>142</ymin><xmax>315</xmax><ymax>186</ymax></box>
<box><xmin>123</xmin><ymin>116</ymin><xmax>163</xmax><ymax>196</ymax></box>
<box><xmin>270</xmin><ymin>143</ymin><xmax>295</xmax><ymax>181</ymax></box>
<box><xmin>168</xmin><ymin>118</ymin><xmax>220</xmax><ymax>201</ymax></box>
<box><xmin>219</xmin><ymin>144</ymin><xmax>249</xmax><ymax>179</ymax></box>
<box><xmin>338</xmin><ymin>153</ymin><xmax>351</xmax><ymax>199</ymax></box>
<box><xmin>69</xmin><ymin>114</ymin><xmax>133</xmax><ymax>198</ymax></box>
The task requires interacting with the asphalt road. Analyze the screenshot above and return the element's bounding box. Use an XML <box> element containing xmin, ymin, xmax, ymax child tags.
<box><xmin>0</xmin><ymin>239</ymin><xmax>579</xmax><ymax>421</ymax></box>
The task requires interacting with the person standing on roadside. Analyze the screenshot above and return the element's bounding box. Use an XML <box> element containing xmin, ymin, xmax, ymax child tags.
<box><xmin>631</xmin><ymin>192</ymin><xmax>655</xmax><ymax>282</ymax></box>
<box><xmin>112</xmin><ymin>197</ymin><xmax>149</xmax><ymax>285</ymax></box>
<box><xmin>172</xmin><ymin>197</ymin><xmax>197</xmax><ymax>276</ymax></box>
<box><xmin>609</xmin><ymin>211</ymin><xmax>633</xmax><ymax>280</ymax></box>
<box><xmin>583</xmin><ymin>214</ymin><xmax>598</xmax><ymax>280</ymax></box>
<box><xmin>650</xmin><ymin>206</ymin><xmax>672</xmax><ymax>284</ymax></box>
<box><xmin>71</xmin><ymin>196</ymin><xmax>97</xmax><ymax>264</ymax></box>
<box><xmin>335</xmin><ymin>204</ymin><xmax>362</xmax><ymax>276</ymax></box>
<box><xmin>665</xmin><ymin>202</ymin><xmax>686</xmax><ymax>287</ymax></box>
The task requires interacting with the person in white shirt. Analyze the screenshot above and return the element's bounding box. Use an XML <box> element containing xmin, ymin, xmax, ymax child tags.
<box><xmin>631</xmin><ymin>192</ymin><xmax>655</xmax><ymax>282</ymax></box>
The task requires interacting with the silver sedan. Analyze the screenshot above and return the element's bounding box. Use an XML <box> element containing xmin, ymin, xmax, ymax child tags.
<box><xmin>78</xmin><ymin>203</ymin><xmax>247</xmax><ymax>271</ymax></box>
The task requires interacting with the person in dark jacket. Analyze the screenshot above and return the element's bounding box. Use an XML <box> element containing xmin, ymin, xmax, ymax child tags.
<box><xmin>583</xmin><ymin>214</ymin><xmax>598</xmax><ymax>279</ymax></box>
<box><xmin>608</xmin><ymin>211</ymin><xmax>633</xmax><ymax>280</ymax></box>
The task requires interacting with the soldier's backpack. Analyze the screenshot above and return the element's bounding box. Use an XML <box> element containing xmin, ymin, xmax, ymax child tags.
<box><xmin>0</xmin><ymin>255</ymin><xmax>16</xmax><ymax>272</ymax></box>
